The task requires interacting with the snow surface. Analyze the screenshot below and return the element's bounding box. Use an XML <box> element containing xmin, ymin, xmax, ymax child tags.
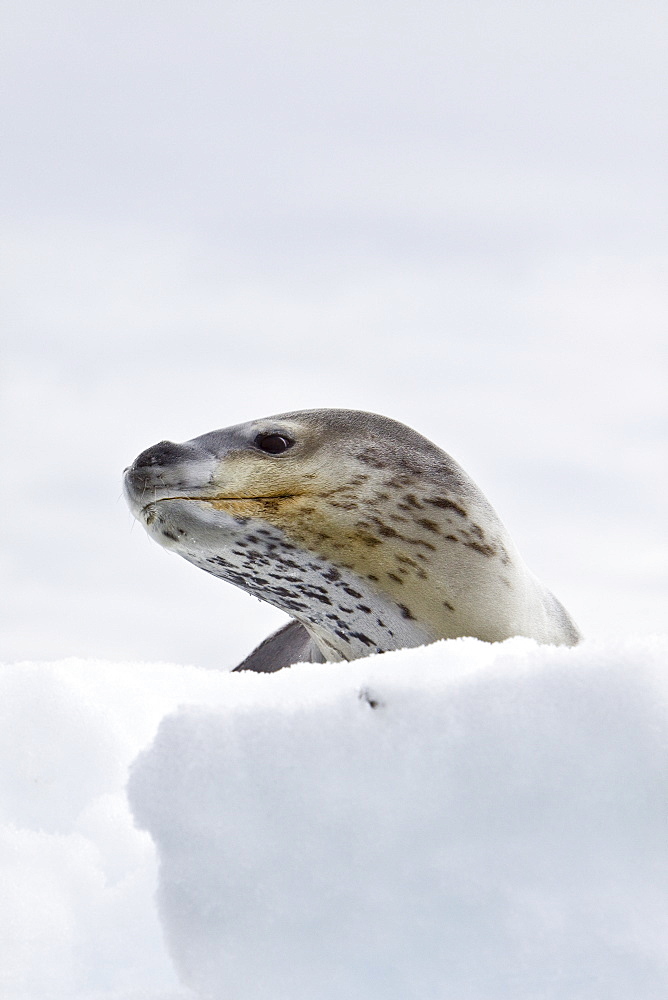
<box><xmin>2</xmin><ymin>637</ymin><xmax>667</xmax><ymax>999</ymax></box>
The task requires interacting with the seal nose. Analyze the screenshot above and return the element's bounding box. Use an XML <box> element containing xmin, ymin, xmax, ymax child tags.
<box><xmin>133</xmin><ymin>440</ymin><xmax>183</xmax><ymax>470</ymax></box>
<box><xmin>124</xmin><ymin>437</ymin><xmax>216</xmax><ymax>507</ymax></box>
<box><xmin>125</xmin><ymin>440</ymin><xmax>187</xmax><ymax>500</ymax></box>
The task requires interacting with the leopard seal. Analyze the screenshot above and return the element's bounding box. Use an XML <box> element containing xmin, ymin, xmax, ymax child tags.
<box><xmin>123</xmin><ymin>409</ymin><xmax>580</xmax><ymax>671</ymax></box>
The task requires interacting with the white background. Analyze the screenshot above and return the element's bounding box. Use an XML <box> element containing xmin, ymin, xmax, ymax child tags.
<box><xmin>2</xmin><ymin>1</ymin><xmax>666</xmax><ymax>668</ymax></box>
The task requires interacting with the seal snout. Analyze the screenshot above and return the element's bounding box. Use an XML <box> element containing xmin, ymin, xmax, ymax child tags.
<box><xmin>124</xmin><ymin>437</ymin><xmax>217</xmax><ymax>514</ymax></box>
<box><xmin>124</xmin><ymin>441</ymin><xmax>180</xmax><ymax>501</ymax></box>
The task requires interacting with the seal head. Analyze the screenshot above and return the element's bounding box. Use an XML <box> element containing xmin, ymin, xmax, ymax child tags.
<box><xmin>124</xmin><ymin>409</ymin><xmax>580</xmax><ymax>669</ymax></box>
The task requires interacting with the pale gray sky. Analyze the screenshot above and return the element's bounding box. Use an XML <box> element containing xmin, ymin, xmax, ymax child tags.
<box><xmin>2</xmin><ymin>1</ymin><xmax>666</xmax><ymax>666</ymax></box>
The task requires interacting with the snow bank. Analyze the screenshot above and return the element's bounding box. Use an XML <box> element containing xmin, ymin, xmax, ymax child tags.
<box><xmin>128</xmin><ymin>637</ymin><xmax>668</xmax><ymax>1000</ymax></box>
<box><xmin>2</xmin><ymin>638</ymin><xmax>667</xmax><ymax>1000</ymax></box>
<box><xmin>0</xmin><ymin>658</ymin><xmax>207</xmax><ymax>1000</ymax></box>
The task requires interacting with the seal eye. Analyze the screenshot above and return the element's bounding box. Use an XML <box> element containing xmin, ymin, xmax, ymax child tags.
<box><xmin>254</xmin><ymin>432</ymin><xmax>294</xmax><ymax>455</ymax></box>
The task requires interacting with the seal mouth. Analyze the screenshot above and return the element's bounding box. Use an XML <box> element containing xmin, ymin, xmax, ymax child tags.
<box><xmin>141</xmin><ymin>494</ymin><xmax>298</xmax><ymax>515</ymax></box>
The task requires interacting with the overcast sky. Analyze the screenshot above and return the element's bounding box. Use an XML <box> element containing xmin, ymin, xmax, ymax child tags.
<box><xmin>1</xmin><ymin>1</ymin><xmax>666</xmax><ymax>667</ymax></box>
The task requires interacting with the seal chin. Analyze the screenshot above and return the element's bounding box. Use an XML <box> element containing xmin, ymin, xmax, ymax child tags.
<box><xmin>138</xmin><ymin>495</ymin><xmax>232</xmax><ymax>535</ymax></box>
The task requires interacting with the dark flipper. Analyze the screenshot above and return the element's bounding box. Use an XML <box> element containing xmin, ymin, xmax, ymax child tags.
<box><xmin>232</xmin><ymin>620</ymin><xmax>326</xmax><ymax>673</ymax></box>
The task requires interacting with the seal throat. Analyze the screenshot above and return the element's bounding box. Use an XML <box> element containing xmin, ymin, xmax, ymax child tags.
<box><xmin>144</xmin><ymin>501</ymin><xmax>432</xmax><ymax>662</ymax></box>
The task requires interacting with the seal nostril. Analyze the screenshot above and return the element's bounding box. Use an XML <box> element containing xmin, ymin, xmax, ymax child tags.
<box><xmin>135</xmin><ymin>440</ymin><xmax>184</xmax><ymax>469</ymax></box>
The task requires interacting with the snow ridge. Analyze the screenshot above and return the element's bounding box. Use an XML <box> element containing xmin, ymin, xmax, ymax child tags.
<box><xmin>2</xmin><ymin>637</ymin><xmax>667</xmax><ymax>999</ymax></box>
